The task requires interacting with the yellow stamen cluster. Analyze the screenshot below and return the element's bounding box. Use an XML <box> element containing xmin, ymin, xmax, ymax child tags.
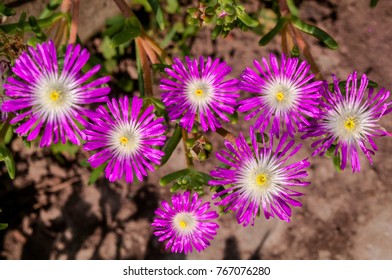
<box><xmin>179</xmin><ymin>221</ymin><xmax>187</xmax><ymax>228</ymax></box>
<box><xmin>120</xmin><ymin>136</ymin><xmax>129</xmax><ymax>145</ymax></box>
<box><xmin>276</xmin><ymin>91</ymin><xmax>285</xmax><ymax>102</ymax></box>
<box><xmin>256</xmin><ymin>173</ymin><xmax>268</xmax><ymax>187</ymax></box>
<box><xmin>195</xmin><ymin>89</ymin><xmax>203</xmax><ymax>96</ymax></box>
<box><xmin>49</xmin><ymin>90</ymin><xmax>61</xmax><ymax>101</ymax></box>
<box><xmin>344</xmin><ymin>117</ymin><xmax>356</xmax><ymax>131</ymax></box>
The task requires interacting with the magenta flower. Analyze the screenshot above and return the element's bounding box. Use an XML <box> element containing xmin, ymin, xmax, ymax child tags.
<box><xmin>238</xmin><ymin>53</ymin><xmax>322</xmax><ymax>137</ymax></box>
<box><xmin>210</xmin><ymin>127</ymin><xmax>310</xmax><ymax>226</ymax></box>
<box><xmin>302</xmin><ymin>72</ymin><xmax>392</xmax><ymax>172</ymax></box>
<box><xmin>0</xmin><ymin>60</ymin><xmax>10</xmax><ymax>122</ymax></box>
<box><xmin>1</xmin><ymin>41</ymin><xmax>110</xmax><ymax>147</ymax></box>
<box><xmin>160</xmin><ymin>56</ymin><xmax>239</xmax><ymax>132</ymax></box>
<box><xmin>83</xmin><ymin>96</ymin><xmax>166</xmax><ymax>183</ymax></box>
<box><xmin>152</xmin><ymin>191</ymin><xmax>219</xmax><ymax>254</ymax></box>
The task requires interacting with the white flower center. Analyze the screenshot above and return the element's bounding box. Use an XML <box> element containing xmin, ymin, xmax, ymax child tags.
<box><xmin>323</xmin><ymin>101</ymin><xmax>372</xmax><ymax>143</ymax></box>
<box><xmin>33</xmin><ymin>73</ymin><xmax>79</xmax><ymax>122</ymax></box>
<box><xmin>185</xmin><ymin>78</ymin><xmax>214</xmax><ymax>110</ymax></box>
<box><xmin>237</xmin><ymin>153</ymin><xmax>285</xmax><ymax>202</ymax></box>
<box><xmin>172</xmin><ymin>212</ymin><xmax>197</xmax><ymax>235</ymax></box>
<box><xmin>263</xmin><ymin>76</ymin><xmax>300</xmax><ymax>114</ymax></box>
<box><xmin>109</xmin><ymin>121</ymin><xmax>142</xmax><ymax>158</ymax></box>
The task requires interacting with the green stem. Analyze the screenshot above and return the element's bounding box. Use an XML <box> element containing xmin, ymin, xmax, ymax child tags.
<box><xmin>216</xmin><ymin>127</ymin><xmax>236</xmax><ymax>145</ymax></box>
<box><xmin>135</xmin><ymin>37</ymin><xmax>153</xmax><ymax>97</ymax></box>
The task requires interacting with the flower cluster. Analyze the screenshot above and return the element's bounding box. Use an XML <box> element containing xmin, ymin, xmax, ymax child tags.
<box><xmin>1</xmin><ymin>41</ymin><xmax>166</xmax><ymax>183</ymax></box>
<box><xmin>2</xmin><ymin>41</ymin><xmax>391</xmax><ymax>254</ymax></box>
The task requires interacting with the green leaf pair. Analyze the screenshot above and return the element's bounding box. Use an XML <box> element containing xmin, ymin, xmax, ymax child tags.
<box><xmin>159</xmin><ymin>168</ymin><xmax>212</xmax><ymax>194</ymax></box>
<box><xmin>110</xmin><ymin>17</ymin><xmax>141</xmax><ymax>48</ymax></box>
<box><xmin>259</xmin><ymin>15</ymin><xmax>338</xmax><ymax>50</ymax></box>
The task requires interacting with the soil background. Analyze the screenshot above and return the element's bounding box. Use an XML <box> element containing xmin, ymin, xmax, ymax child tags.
<box><xmin>1</xmin><ymin>0</ymin><xmax>392</xmax><ymax>260</ymax></box>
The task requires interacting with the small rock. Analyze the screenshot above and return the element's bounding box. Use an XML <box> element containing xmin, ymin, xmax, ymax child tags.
<box><xmin>28</xmin><ymin>159</ymin><xmax>48</xmax><ymax>183</ymax></box>
<box><xmin>49</xmin><ymin>164</ymin><xmax>67</xmax><ymax>179</ymax></box>
<box><xmin>98</xmin><ymin>232</ymin><xmax>117</xmax><ymax>260</ymax></box>
<box><xmin>40</xmin><ymin>207</ymin><xmax>62</xmax><ymax>227</ymax></box>
<box><xmin>318</xmin><ymin>250</ymin><xmax>331</xmax><ymax>260</ymax></box>
<box><xmin>115</xmin><ymin>202</ymin><xmax>137</xmax><ymax>221</ymax></box>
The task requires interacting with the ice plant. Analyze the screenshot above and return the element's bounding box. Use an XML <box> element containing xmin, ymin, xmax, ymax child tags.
<box><xmin>238</xmin><ymin>53</ymin><xmax>322</xmax><ymax>137</ymax></box>
<box><xmin>210</xmin><ymin>127</ymin><xmax>310</xmax><ymax>226</ymax></box>
<box><xmin>152</xmin><ymin>191</ymin><xmax>219</xmax><ymax>253</ymax></box>
<box><xmin>302</xmin><ymin>72</ymin><xmax>392</xmax><ymax>173</ymax></box>
<box><xmin>83</xmin><ymin>96</ymin><xmax>166</xmax><ymax>183</ymax></box>
<box><xmin>160</xmin><ymin>56</ymin><xmax>239</xmax><ymax>132</ymax></box>
<box><xmin>1</xmin><ymin>41</ymin><xmax>110</xmax><ymax>146</ymax></box>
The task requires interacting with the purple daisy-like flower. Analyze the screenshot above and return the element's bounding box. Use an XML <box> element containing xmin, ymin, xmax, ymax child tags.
<box><xmin>83</xmin><ymin>96</ymin><xmax>166</xmax><ymax>183</ymax></box>
<box><xmin>152</xmin><ymin>191</ymin><xmax>219</xmax><ymax>254</ymax></box>
<box><xmin>209</xmin><ymin>127</ymin><xmax>310</xmax><ymax>226</ymax></box>
<box><xmin>160</xmin><ymin>56</ymin><xmax>239</xmax><ymax>132</ymax></box>
<box><xmin>1</xmin><ymin>41</ymin><xmax>110</xmax><ymax>147</ymax></box>
<box><xmin>238</xmin><ymin>53</ymin><xmax>322</xmax><ymax>137</ymax></box>
<box><xmin>302</xmin><ymin>72</ymin><xmax>392</xmax><ymax>173</ymax></box>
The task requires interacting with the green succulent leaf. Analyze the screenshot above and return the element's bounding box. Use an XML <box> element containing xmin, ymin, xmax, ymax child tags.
<box><xmin>286</xmin><ymin>0</ymin><xmax>299</xmax><ymax>17</ymax></box>
<box><xmin>0</xmin><ymin>223</ymin><xmax>8</xmax><ymax>230</ymax></box>
<box><xmin>160</xmin><ymin>125</ymin><xmax>182</xmax><ymax>167</ymax></box>
<box><xmin>332</xmin><ymin>153</ymin><xmax>342</xmax><ymax>172</ymax></box>
<box><xmin>88</xmin><ymin>162</ymin><xmax>107</xmax><ymax>185</ymax></box>
<box><xmin>28</xmin><ymin>16</ymin><xmax>48</xmax><ymax>42</ymax></box>
<box><xmin>0</xmin><ymin>3</ymin><xmax>16</xmax><ymax>16</ymax></box>
<box><xmin>236</xmin><ymin>6</ymin><xmax>259</xmax><ymax>28</ymax></box>
<box><xmin>147</xmin><ymin>0</ymin><xmax>165</xmax><ymax>29</ymax></box>
<box><xmin>370</xmin><ymin>0</ymin><xmax>379</xmax><ymax>8</ymax></box>
<box><xmin>259</xmin><ymin>16</ymin><xmax>288</xmax><ymax>46</ymax></box>
<box><xmin>291</xmin><ymin>16</ymin><xmax>338</xmax><ymax>50</ymax></box>
<box><xmin>111</xmin><ymin>28</ymin><xmax>140</xmax><ymax>48</ymax></box>
<box><xmin>160</xmin><ymin>168</ymin><xmax>193</xmax><ymax>187</ymax></box>
<box><xmin>0</xmin><ymin>144</ymin><xmax>15</xmax><ymax>179</ymax></box>
<box><xmin>51</xmin><ymin>141</ymin><xmax>79</xmax><ymax>157</ymax></box>
<box><xmin>40</xmin><ymin>0</ymin><xmax>62</xmax><ymax>18</ymax></box>
<box><xmin>0</xmin><ymin>12</ymin><xmax>66</xmax><ymax>33</ymax></box>
<box><xmin>17</xmin><ymin>12</ymin><xmax>27</xmax><ymax>33</ymax></box>
<box><xmin>110</xmin><ymin>17</ymin><xmax>141</xmax><ymax>48</ymax></box>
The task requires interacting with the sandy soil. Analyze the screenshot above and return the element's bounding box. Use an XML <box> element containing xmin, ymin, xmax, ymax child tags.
<box><xmin>1</xmin><ymin>0</ymin><xmax>392</xmax><ymax>260</ymax></box>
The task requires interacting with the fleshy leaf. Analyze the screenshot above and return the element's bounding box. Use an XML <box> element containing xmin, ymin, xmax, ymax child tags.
<box><xmin>0</xmin><ymin>144</ymin><xmax>15</xmax><ymax>179</ymax></box>
<box><xmin>291</xmin><ymin>16</ymin><xmax>338</xmax><ymax>50</ymax></box>
<box><xmin>332</xmin><ymin>153</ymin><xmax>342</xmax><ymax>172</ymax></box>
<box><xmin>110</xmin><ymin>17</ymin><xmax>141</xmax><ymax>48</ymax></box>
<box><xmin>88</xmin><ymin>163</ymin><xmax>107</xmax><ymax>185</ymax></box>
<box><xmin>259</xmin><ymin>16</ymin><xmax>288</xmax><ymax>46</ymax></box>
<box><xmin>160</xmin><ymin>168</ymin><xmax>193</xmax><ymax>187</ymax></box>
<box><xmin>160</xmin><ymin>125</ymin><xmax>182</xmax><ymax>167</ymax></box>
<box><xmin>147</xmin><ymin>0</ymin><xmax>165</xmax><ymax>29</ymax></box>
<box><xmin>236</xmin><ymin>6</ymin><xmax>259</xmax><ymax>28</ymax></box>
<box><xmin>370</xmin><ymin>0</ymin><xmax>379</xmax><ymax>8</ymax></box>
<box><xmin>111</xmin><ymin>28</ymin><xmax>140</xmax><ymax>48</ymax></box>
<box><xmin>29</xmin><ymin>16</ymin><xmax>48</xmax><ymax>42</ymax></box>
<box><xmin>0</xmin><ymin>3</ymin><xmax>16</xmax><ymax>16</ymax></box>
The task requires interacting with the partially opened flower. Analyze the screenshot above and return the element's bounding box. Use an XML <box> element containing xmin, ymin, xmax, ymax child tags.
<box><xmin>83</xmin><ymin>96</ymin><xmax>166</xmax><ymax>183</ymax></box>
<box><xmin>210</xmin><ymin>127</ymin><xmax>310</xmax><ymax>226</ymax></box>
<box><xmin>238</xmin><ymin>53</ymin><xmax>322</xmax><ymax>137</ymax></box>
<box><xmin>302</xmin><ymin>72</ymin><xmax>392</xmax><ymax>173</ymax></box>
<box><xmin>152</xmin><ymin>191</ymin><xmax>219</xmax><ymax>254</ymax></box>
<box><xmin>1</xmin><ymin>41</ymin><xmax>110</xmax><ymax>147</ymax></box>
<box><xmin>160</xmin><ymin>56</ymin><xmax>239</xmax><ymax>132</ymax></box>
